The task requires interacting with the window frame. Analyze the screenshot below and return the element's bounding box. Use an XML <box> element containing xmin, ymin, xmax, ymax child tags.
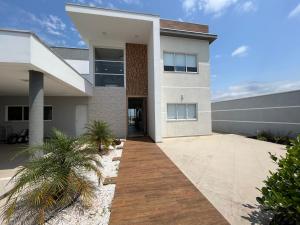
<box><xmin>163</xmin><ymin>52</ymin><xmax>198</xmax><ymax>74</ymax></box>
<box><xmin>5</xmin><ymin>105</ymin><xmax>53</xmax><ymax>122</ymax></box>
<box><xmin>94</xmin><ymin>47</ymin><xmax>125</xmax><ymax>87</ymax></box>
<box><xmin>166</xmin><ymin>103</ymin><xmax>198</xmax><ymax>121</ymax></box>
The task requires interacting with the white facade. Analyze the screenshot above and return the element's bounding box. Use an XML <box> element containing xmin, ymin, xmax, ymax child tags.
<box><xmin>160</xmin><ymin>36</ymin><xmax>212</xmax><ymax>137</ymax></box>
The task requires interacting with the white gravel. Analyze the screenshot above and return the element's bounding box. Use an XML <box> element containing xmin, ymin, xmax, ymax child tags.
<box><xmin>47</xmin><ymin>143</ymin><xmax>124</xmax><ymax>225</ymax></box>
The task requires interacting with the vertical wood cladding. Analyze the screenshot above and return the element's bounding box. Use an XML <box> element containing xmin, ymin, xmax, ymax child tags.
<box><xmin>126</xmin><ymin>43</ymin><xmax>148</xmax><ymax>96</ymax></box>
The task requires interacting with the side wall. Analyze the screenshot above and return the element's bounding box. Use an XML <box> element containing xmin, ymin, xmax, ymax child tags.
<box><xmin>160</xmin><ymin>36</ymin><xmax>212</xmax><ymax>138</ymax></box>
<box><xmin>0</xmin><ymin>96</ymin><xmax>88</xmax><ymax>137</ymax></box>
<box><xmin>211</xmin><ymin>90</ymin><xmax>300</xmax><ymax>137</ymax></box>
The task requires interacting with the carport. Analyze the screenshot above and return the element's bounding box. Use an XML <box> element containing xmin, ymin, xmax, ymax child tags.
<box><xmin>0</xmin><ymin>29</ymin><xmax>93</xmax><ymax>146</ymax></box>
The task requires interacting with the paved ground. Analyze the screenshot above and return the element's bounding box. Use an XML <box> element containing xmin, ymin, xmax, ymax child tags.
<box><xmin>110</xmin><ymin>138</ymin><xmax>229</xmax><ymax>225</ymax></box>
<box><xmin>158</xmin><ymin>133</ymin><xmax>286</xmax><ymax>225</ymax></box>
<box><xmin>0</xmin><ymin>144</ymin><xmax>29</xmax><ymax>196</ymax></box>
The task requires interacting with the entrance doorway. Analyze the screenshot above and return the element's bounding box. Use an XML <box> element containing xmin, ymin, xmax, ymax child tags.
<box><xmin>127</xmin><ymin>97</ymin><xmax>147</xmax><ymax>137</ymax></box>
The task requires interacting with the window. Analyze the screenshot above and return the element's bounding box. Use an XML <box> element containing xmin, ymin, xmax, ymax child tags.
<box><xmin>6</xmin><ymin>106</ymin><xmax>53</xmax><ymax>121</ymax></box>
<box><xmin>167</xmin><ymin>104</ymin><xmax>197</xmax><ymax>120</ymax></box>
<box><xmin>163</xmin><ymin>52</ymin><xmax>197</xmax><ymax>73</ymax></box>
<box><xmin>94</xmin><ymin>48</ymin><xmax>124</xmax><ymax>87</ymax></box>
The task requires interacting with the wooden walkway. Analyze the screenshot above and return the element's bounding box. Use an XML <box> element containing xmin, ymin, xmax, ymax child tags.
<box><xmin>109</xmin><ymin>138</ymin><xmax>229</xmax><ymax>225</ymax></box>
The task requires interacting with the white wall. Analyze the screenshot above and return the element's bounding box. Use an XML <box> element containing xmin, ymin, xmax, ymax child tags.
<box><xmin>160</xmin><ymin>36</ymin><xmax>212</xmax><ymax>138</ymax></box>
<box><xmin>147</xmin><ymin>20</ymin><xmax>162</xmax><ymax>142</ymax></box>
<box><xmin>0</xmin><ymin>31</ymin><xmax>30</xmax><ymax>63</ymax></box>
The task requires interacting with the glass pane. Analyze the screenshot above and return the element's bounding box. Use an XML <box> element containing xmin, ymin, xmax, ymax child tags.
<box><xmin>95</xmin><ymin>74</ymin><xmax>124</xmax><ymax>87</ymax></box>
<box><xmin>95</xmin><ymin>48</ymin><xmax>123</xmax><ymax>61</ymax></box>
<box><xmin>167</xmin><ymin>104</ymin><xmax>176</xmax><ymax>119</ymax></box>
<box><xmin>186</xmin><ymin>55</ymin><xmax>197</xmax><ymax>72</ymax></box>
<box><xmin>7</xmin><ymin>107</ymin><xmax>23</xmax><ymax>121</ymax></box>
<box><xmin>177</xmin><ymin>104</ymin><xmax>186</xmax><ymax>119</ymax></box>
<box><xmin>187</xmin><ymin>104</ymin><xmax>196</xmax><ymax>119</ymax></box>
<box><xmin>95</xmin><ymin>61</ymin><xmax>124</xmax><ymax>74</ymax></box>
<box><xmin>175</xmin><ymin>54</ymin><xmax>186</xmax><ymax>72</ymax></box>
<box><xmin>24</xmin><ymin>107</ymin><xmax>29</xmax><ymax>120</ymax></box>
<box><xmin>44</xmin><ymin>106</ymin><xmax>52</xmax><ymax>120</ymax></box>
<box><xmin>164</xmin><ymin>53</ymin><xmax>174</xmax><ymax>71</ymax></box>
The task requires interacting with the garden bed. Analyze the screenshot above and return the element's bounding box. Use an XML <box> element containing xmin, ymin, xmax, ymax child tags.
<box><xmin>47</xmin><ymin>142</ymin><xmax>124</xmax><ymax>225</ymax></box>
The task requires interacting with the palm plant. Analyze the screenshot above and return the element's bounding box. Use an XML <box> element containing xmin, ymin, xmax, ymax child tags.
<box><xmin>84</xmin><ymin>120</ymin><xmax>114</xmax><ymax>154</ymax></box>
<box><xmin>0</xmin><ymin>129</ymin><xmax>101</xmax><ymax>225</ymax></box>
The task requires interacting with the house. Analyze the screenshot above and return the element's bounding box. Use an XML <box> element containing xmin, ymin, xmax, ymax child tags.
<box><xmin>0</xmin><ymin>4</ymin><xmax>217</xmax><ymax>144</ymax></box>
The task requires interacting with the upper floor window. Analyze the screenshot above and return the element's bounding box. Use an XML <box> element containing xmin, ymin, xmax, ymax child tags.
<box><xmin>94</xmin><ymin>48</ymin><xmax>124</xmax><ymax>87</ymax></box>
<box><xmin>163</xmin><ymin>52</ymin><xmax>197</xmax><ymax>73</ymax></box>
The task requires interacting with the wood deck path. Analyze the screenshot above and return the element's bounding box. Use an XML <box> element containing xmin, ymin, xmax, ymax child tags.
<box><xmin>109</xmin><ymin>138</ymin><xmax>229</xmax><ymax>225</ymax></box>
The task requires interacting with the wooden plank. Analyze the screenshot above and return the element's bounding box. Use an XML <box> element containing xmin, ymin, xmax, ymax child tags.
<box><xmin>109</xmin><ymin>137</ymin><xmax>229</xmax><ymax>225</ymax></box>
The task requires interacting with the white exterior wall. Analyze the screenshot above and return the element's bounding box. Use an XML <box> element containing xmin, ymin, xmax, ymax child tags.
<box><xmin>147</xmin><ymin>20</ymin><xmax>162</xmax><ymax>142</ymax></box>
<box><xmin>87</xmin><ymin>41</ymin><xmax>127</xmax><ymax>138</ymax></box>
<box><xmin>160</xmin><ymin>36</ymin><xmax>212</xmax><ymax>138</ymax></box>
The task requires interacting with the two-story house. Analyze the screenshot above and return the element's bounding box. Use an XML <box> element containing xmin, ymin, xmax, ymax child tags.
<box><xmin>0</xmin><ymin>4</ymin><xmax>217</xmax><ymax>144</ymax></box>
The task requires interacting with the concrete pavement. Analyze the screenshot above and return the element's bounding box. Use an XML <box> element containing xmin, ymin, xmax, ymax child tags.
<box><xmin>158</xmin><ymin>133</ymin><xmax>285</xmax><ymax>225</ymax></box>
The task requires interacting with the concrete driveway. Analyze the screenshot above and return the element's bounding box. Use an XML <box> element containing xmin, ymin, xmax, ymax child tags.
<box><xmin>158</xmin><ymin>133</ymin><xmax>286</xmax><ymax>225</ymax></box>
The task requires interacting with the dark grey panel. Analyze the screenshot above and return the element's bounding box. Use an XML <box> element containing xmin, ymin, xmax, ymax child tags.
<box><xmin>51</xmin><ymin>47</ymin><xmax>89</xmax><ymax>60</ymax></box>
<box><xmin>211</xmin><ymin>90</ymin><xmax>300</xmax><ymax>137</ymax></box>
<box><xmin>212</xmin><ymin>90</ymin><xmax>300</xmax><ymax>110</ymax></box>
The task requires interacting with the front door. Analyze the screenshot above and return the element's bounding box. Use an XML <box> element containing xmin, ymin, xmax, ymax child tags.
<box><xmin>75</xmin><ymin>105</ymin><xmax>88</xmax><ymax>136</ymax></box>
<box><xmin>127</xmin><ymin>98</ymin><xmax>147</xmax><ymax>137</ymax></box>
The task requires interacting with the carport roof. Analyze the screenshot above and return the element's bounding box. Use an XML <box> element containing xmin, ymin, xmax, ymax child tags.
<box><xmin>0</xmin><ymin>29</ymin><xmax>93</xmax><ymax>96</ymax></box>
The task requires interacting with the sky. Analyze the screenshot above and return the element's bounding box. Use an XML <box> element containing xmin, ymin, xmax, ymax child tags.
<box><xmin>0</xmin><ymin>0</ymin><xmax>300</xmax><ymax>101</ymax></box>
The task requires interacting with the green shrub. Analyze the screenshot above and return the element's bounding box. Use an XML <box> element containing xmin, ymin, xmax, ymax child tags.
<box><xmin>256</xmin><ymin>135</ymin><xmax>300</xmax><ymax>225</ymax></box>
<box><xmin>0</xmin><ymin>129</ymin><xmax>101</xmax><ymax>225</ymax></box>
<box><xmin>256</xmin><ymin>131</ymin><xmax>292</xmax><ymax>145</ymax></box>
<box><xmin>85</xmin><ymin>120</ymin><xmax>114</xmax><ymax>154</ymax></box>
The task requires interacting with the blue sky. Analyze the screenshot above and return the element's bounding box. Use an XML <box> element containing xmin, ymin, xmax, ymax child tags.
<box><xmin>0</xmin><ymin>0</ymin><xmax>300</xmax><ymax>100</ymax></box>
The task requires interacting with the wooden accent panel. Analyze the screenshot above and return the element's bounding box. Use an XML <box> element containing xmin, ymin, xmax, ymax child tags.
<box><xmin>126</xmin><ymin>43</ymin><xmax>148</xmax><ymax>96</ymax></box>
<box><xmin>160</xmin><ymin>19</ymin><xmax>209</xmax><ymax>33</ymax></box>
<box><xmin>110</xmin><ymin>138</ymin><xmax>229</xmax><ymax>225</ymax></box>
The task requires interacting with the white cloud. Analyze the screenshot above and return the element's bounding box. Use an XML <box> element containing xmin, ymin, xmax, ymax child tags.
<box><xmin>121</xmin><ymin>0</ymin><xmax>140</xmax><ymax>4</ymax></box>
<box><xmin>77</xmin><ymin>40</ymin><xmax>86</xmax><ymax>46</ymax></box>
<box><xmin>182</xmin><ymin>0</ymin><xmax>239</xmax><ymax>17</ymax></box>
<box><xmin>231</xmin><ymin>45</ymin><xmax>249</xmax><ymax>57</ymax></box>
<box><xmin>212</xmin><ymin>80</ymin><xmax>300</xmax><ymax>101</ymax></box>
<box><xmin>237</xmin><ymin>1</ymin><xmax>257</xmax><ymax>13</ymax></box>
<box><xmin>26</xmin><ymin>12</ymin><xmax>66</xmax><ymax>36</ymax></box>
<box><xmin>288</xmin><ymin>3</ymin><xmax>300</xmax><ymax>18</ymax></box>
<box><xmin>182</xmin><ymin>0</ymin><xmax>197</xmax><ymax>14</ymax></box>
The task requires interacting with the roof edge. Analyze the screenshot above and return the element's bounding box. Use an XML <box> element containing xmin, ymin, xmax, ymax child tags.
<box><xmin>0</xmin><ymin>28</ymin><xmax>85</xmax><ymax>78</ymax></box>
<box><xmin>65</xmin><ymin>3</ymin><xmax>160</xmax><ymax>18</ymax></box>
<box><xmin>160</xmin><ymin>28</ymin><xmax>217</xmax><ymax>44</ymax></box>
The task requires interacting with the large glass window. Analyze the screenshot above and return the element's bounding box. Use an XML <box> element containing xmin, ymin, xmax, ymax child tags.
<box><xmin>166</xmin><ymin>104</ymin><xmax>197</xmax><ymax>120</ymax></box>
<box><xmin>163</xmin><ymin>52</ymin><xmax>197</xmax><ymax>73</ymax></box>
<box><xmin>94</xmin><ymin>48</ymin><xmax>124</xmax><ymax>87</ymax></box>
<box><xmin>163</xmin><ymin>53</ymin><xmax>175</xmax><ymax>71</ymax></box>
<box><xmin>6</xmin><ymin>106</ymin><xmax>52</xmax><ymax>121</ymax></box>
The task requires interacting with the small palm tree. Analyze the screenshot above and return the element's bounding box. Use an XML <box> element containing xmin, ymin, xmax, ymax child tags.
<box><xmin>85</xmin><ymin>120</ymin><xmax>114</xmax><ymax>154</ymax></box>
<box><xmin>0</xmin><ymin>129</ymin><xmax>101</xmax><ymax>225</ymax></box>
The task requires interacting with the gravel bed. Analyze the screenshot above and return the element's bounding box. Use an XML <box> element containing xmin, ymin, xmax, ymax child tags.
<box><xmin>47</xmin><ymin>143</ymin><xmax>124</xmax><ymax>225</ymax></box>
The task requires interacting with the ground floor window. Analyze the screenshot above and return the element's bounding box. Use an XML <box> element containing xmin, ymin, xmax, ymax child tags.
<box><xmin>167</xmin><ymin>104</ymin><xmax>197</xmax><ymax>121</ymax></box>
<box><xmin>5</xmin><ymin>106</ymin><xmax>53</xmax><ymax>121</ymax></box>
